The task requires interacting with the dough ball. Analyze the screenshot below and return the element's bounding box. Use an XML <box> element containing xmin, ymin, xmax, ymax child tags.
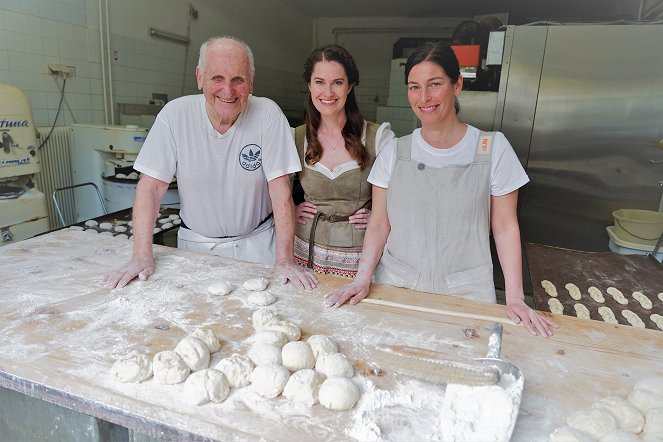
<box><xmin>282</xmin><ymin>341</ymin><xmax>315</xmax><ymax>372</ymax></box>
<box><xmin>567</xmin><ymin>405</ymin><xmax>618</xmax><ymax>439</ymax></box>
<box><xmin>597</xmin><ymin>396</ymin><xmax>644</xmax><ymax>433</ymax></box>
<box><xmin>127</xmin><ymin>172</ymin><xmax>139</xmax><ymax>180</ymax></box>
<box><xmin>282</xmin><ymin>369</ymin><xmax>325</xmax><ymax>406</ymax></box>
<box><xmin>128</xmin><ymin>220</ymin><xmax>133</xmax><ymax>227</ymax></box>
<box><xmin>318</xmin><ymin>377</ymin><xmax>360</xmax><ymax>411</ymax></box>
<box><xmin>549</xmin><ymin>426</ymin><xmax>595</xmax><ymax>442</ymax></box>
<box><xmin>115</xmin><ymin>234</ymin><xmax>128</xmax><ymax>240</ymax></box>
<box><xmin>161</xmin><ymin>222</ymin><xmax>173</xmax><ymax>229</ymax></box>
<box><xmin>574</xmin><ymin>303</ymin><xmax>590</xmax><ymax>319</ymax></box>
<box><xmin>621</xmin><ymin>310</ymin><xmax>645</xmax><ymax>328</ymax></box>
<box><xmin>644</xmin><ymin>408</ymin><xmax>663</xmax><ymax>435</ymax></box>
<box><xmin>635</xmin><ymin>377</ymin><xmax>663</xmax><ymax>397</ymax></box>
<box><xmin>588</xmin><ymin>287</ymin><xmax>606</xmax><ymax>303</ymax></box>
<box><xmin>183</xmin><ymin>368</ymin><xmax>230</xmax><ymax>405</ymax></box>
<box><xmin>629</xmin><ymin>389</ymin><xmax>663</xmax><ymax>413</ymax></box>
<box><xmin>84</xmin><ymin>220</ymin><xmax>98</xmax><ymax>227</ymax></box>
<box><xmin>110</xmin><ymin>350</ymin><xmax>152</xmax><ymax>383</ymax></box>
<box><xmin>188</xmin><ymin>327</ymin><xmax>221</xmax><ymax>353</ymax></box>
<box><xmin>652</xmin><ymin>314</ymin><xmax>663</xmax><ymax>331</ymax></box>
<box><xmin>152</xmin><ymin>350</ymin><xmax>190</xmax><ymax>384</ymax></box>
<box><xmin>250</xmin><ymin>363</ymin><xmax>290</xmax><ymax>398</ymax></box>
<box><xmin>158</xmin><ymin>218</ymin><xmax>170</xmax><ymax>224</ymax></box>
<box><xmin>247</xmin><ymin>290</ymin><xmax>277</xmax><ymax>306</ymax></box>
<box><xmin>69</xmin><ymin>225</ymin><xmax>84</xmax><ymax>231</ymax></box>
<box><xmin>174</xmin><ymin>337</ymin><xmax>210</xmax><ymax>371</ymax></box>
<box><xmin>168</xmin><ymin>214</ymin><xmax>180</xmax><ymax>220</ymax></box>
<box><xmin>548</xmin><ymin>298</ymin><xmax>564</xmax><ymax>315</ymax></box>
<box><xmin>114</xmin><ymin>225</ymin><xmax>127</xmax><ymax>233</ymax></box>
<box><xmin>99</xmin><ymin>231</ymin><xmax>114</xmax><ymax>237</ymax></box>
<box><xmin>153</xmin><ymin>227</ymin><xmax>161</xmax><ymax>234</ymax></box>
<box><xmin>606</xmin><ymin>287</ymin><xmax>629</xmax><ymax>305</ymax></box>
<box><xmin>541</xmin><ymin>280</ymin><xmax>558</xmax><ymax>297</ymax></box>
<box><xmin>84</xmin><ymin>228</ymin><xmax>98</xmax><ymax>234</ymax></box>
<box><xmin>262</xmin><ymin>320</ymin><xmax>301</xmax><ymax>342</ymax></box>
<box><xmin>252</xmin><ymin>308</ymin><xmax>280</xmax><ymax>331</ymax></box>
<box><xmin>598</xmin><ymin>306</ymin><xmax>618</xmax><ymax>324</ymax></box>
<box><xmin>251</xmin><ymin>330</ymin><xmax>288</xmax><ymax>348</ymax></box>
<box><xmin>248</xmin><ymin>342</ymin><xmax>282</xmax><ymax>366</ymax></box>
<box><xmin>208</xmin><ymin>281</ymin><xmax>233</xmax><ymax>296</ymax></box>
<box><xmin>599</xmin><ymin>429</ymin><xmax>641</xmax><ymax>442</ymax></box>
<box><xmin>243</xmin><ymin>277</ymin><xmax>269</xmax><ymax>291</ymax></box>
<box><xmin>633</xmin><ymin>291</ymin><xmax>653</xmax><ymax>309</ymax></box>
<box><xmin>115</xmin><ymin>173</ymin><xmax>127</xmax><ymax>179</ymax></box>
<box><xmin>173</xmin><ymin>219</ymin><xmax>181</xmax><ymax>225</ymax></box>
<box><xmin>315</xmin><ymin>352</ymin><xmax>354</xmax><ymax>378</ymax></box>
<box><xmin>565</xmin><ymin>283</ymin><xmax>582</xmax><ymax>301</ymax></box>
<box><xmin>99</xmin><ymin>222</ymin><xmax>113</xmax><ymax>230</ymax></box>
<box><xmin>215</xmin><ymin>354</ymin><xmax>254</xmax><ymax>388</ymax></box>
<box><xmin>307</xmin><ymin>335</ymin><xmax>338</xmax><ymax>360</ymax></box>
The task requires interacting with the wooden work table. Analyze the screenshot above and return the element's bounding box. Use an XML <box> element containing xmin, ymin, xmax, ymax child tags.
<box><xmin>1</xmin><ymin>229</ymin><xmax>661</xmax><ymax>441</ymax></box>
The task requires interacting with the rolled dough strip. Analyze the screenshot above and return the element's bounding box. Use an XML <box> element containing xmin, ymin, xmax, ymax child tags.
<box><xmin>573</xmin><ymin>303</ymin><xmax>590</xmax><ymax>319</ymax></box>
<box><xmin>606</xmin><ymin>287</ymin><xmax>629</xmax><ymax>305</ymax></box>
<box><xmin>650</xmin><ymin>314</ymin><xmax>663</xmax><ymax>331</ymax></box>
<box><xmin>621</xmin><ymin>310</ymin><xmax>645</xmax><ymax>328</ymax></box>
<box><xmin>632</xmin><ymin>292</ymin><xmax>652</xmax><ymax>309</ymax></box>
<box><xmin>541</xmin><ymin>280</ymin><xmax>558</xmax><ymax>297</ymax></box>
<box><xmin>588</xmin><ymin>286</ymin><xmax>605</xmax><ymax>303</ymax></box>
<box><xmin>565</xmin><ymin>283</ymin><xmax>582</xmax><ymax>301</ymax></box>
<box><xmin>548</xmin><ymin>298</ymin><xmax>564</xmax><ymax>315</ymax></box>
<box><xmin>598</xmin><ymin>306</ymin><xmax>618</xmax><ymax>324</ymax></box>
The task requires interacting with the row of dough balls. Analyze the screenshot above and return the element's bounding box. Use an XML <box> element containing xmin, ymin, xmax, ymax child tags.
<box><xmin>542</xmin><ymin>281</ymin><xmax>662</xmax><ymax>309</ymax></box>
<box><xmin>78</xmin><ymin>213</ymin><xmax>181</xmax><ymax>235</ymax></box>
<box><xmin>549</xmin><ymin>376</ymin><xmax>663</xmax><ymax>441</ymax></box>
<box><xmin>110</xmin><ymin>308</ymin><xmax>360</xmax><ymax>411</ymax></box>
<box><xmin>208</xmin><ymin>277</ymin><xmax>277</xmax><ymax>306</ymax></box>
<box><xmin>547</xmin><ymin>299</ymin><xmax>663</xmax><ymax>330</ymax></box>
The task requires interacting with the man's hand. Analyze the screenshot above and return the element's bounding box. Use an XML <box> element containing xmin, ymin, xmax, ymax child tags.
<box><xmin>274</xmin><ymin>261</ymin><xmax>317</xmax><ymax>290</ymax></box>
<box><xmin>505</xmin><ymin>299</ymin><xmax>559</xmax><ymax>338</ymax></box>
<box><xmin>104</xmin><ymin>255</ymin><xmax>155</xmax><ymax>289</ymax></box>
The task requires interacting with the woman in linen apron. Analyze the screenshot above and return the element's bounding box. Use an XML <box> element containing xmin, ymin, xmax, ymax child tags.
<box><xmin>324</xmin><ymin>42</ymin><xmax>557</xmax><ymax>338</ymax></box>
<box><xmin>292</xmin><ymin>45</ymin><xmax>395</xmax><ymax>278</ymax></box>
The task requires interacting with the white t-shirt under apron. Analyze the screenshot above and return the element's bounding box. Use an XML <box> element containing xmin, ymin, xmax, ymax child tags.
<box><xmin>135</xmin><ymin>94</ymin><xmax>301</xmax><ymax>238</ymax></box>
<box><xmin>368</xmin><ymin>125</ymin><xmax>529</xmax><ymax>195</ymax></box>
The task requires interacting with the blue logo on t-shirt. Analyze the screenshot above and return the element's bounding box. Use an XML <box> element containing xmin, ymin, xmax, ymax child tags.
<box><xmin>239</xmin><ymin>144</ymin><xmax>262</xmax><ymax>171</ymax></box>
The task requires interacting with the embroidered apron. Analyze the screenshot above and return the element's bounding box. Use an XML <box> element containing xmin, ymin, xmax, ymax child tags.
<box><xmin>374</xmin><ymin>131</ymin><xmax>496</xmax><ymax>303</ymax></box>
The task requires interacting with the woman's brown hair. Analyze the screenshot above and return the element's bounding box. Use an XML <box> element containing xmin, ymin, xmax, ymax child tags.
<box><xmin>302</xmin><ymin>45</ymin><xmax>368</xmax><ymax>168</ymax></box>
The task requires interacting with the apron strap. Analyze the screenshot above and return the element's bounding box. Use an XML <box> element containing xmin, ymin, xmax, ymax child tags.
<box><xmin>396</xmin><ymin>135</ymin><xmax>413</xmax><ymax>160</ymax></box>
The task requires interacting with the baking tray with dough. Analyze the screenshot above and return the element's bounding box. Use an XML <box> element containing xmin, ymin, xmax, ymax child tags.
<box><xmin>526</xmin><ymin>243</ymin><xmax>663</xmax><ymax>330</ymax></box>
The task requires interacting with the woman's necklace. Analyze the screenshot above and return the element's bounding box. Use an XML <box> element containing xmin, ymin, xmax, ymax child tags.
<box><xmin>319</xmin><ymin>129</ymin><xmax>342</xmax><ymax>154</ymax></box>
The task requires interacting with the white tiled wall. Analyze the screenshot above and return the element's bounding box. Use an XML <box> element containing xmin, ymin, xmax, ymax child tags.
<box><xmin>0</xmin><ymin>1</ymin><xmax>307</xmax><ymax>128</ymax></box>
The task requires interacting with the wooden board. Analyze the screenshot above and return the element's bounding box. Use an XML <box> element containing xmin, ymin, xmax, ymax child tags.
<box><xmin>526</xmin><ymin>243</ymin><xmax>663</xmax><ymax>329</ymax></box>
<box><xmin>0</xmin><ymin>229</ymin><xmax>662</xmax><ymax>441</ymax></box>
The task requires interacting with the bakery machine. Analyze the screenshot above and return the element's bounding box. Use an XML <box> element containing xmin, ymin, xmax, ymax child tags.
<box><xmin>70</xmin><ymin>124</ymin><xmax>179</xmax><ymax>222</ymax></box>
<box><xmin>0</xmin><ymin>84</ymin><xmax>49</xmax><ymax>246</ymax></box>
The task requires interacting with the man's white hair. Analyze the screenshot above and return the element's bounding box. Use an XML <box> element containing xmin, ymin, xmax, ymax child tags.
<box><xmin>197</xmin><ymin>36</ymin><xmax>255</xmax><ymax>81</ymax></box>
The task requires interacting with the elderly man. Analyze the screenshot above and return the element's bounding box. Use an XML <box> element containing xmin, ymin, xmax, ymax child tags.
<box><xmin>105</xmin><ymin>36</ymin><xmax>317</xmax><ymax>290</ymax></box>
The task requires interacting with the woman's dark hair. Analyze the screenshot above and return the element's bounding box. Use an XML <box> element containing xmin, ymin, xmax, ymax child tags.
<box><xmin>404</xmin><ymin>42</ymin><xmax>461</xmax><ymax>114</ymax></box>
<box><xmin>302</xmin><ymin>45</ymin><xmax>368</xmax><ymax>168</ymax></box>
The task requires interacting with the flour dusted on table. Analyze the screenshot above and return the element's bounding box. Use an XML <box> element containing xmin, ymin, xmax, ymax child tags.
<box><xmin>439</xmin><ymin>372</ymin><xmax>524</xmax><ymax>442</ymax></box>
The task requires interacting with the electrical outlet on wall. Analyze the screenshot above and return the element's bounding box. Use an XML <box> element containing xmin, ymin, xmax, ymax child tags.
<box><xmin>47</xmin><ymin>64</ymin><xmax>76</xmax><ymax>77</ymax></box>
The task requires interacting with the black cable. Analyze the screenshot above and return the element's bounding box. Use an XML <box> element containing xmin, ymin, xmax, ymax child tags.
<box><xmin>37</xmin><ymin>76</ymin><xmax>67</xmax><ymax>150</ymax></box>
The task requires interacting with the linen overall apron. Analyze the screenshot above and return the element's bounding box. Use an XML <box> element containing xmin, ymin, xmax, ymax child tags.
<box><xmin>374</xmin><ymin>131</ymin><xmax>497</xmax><ymax>303</ymax></box>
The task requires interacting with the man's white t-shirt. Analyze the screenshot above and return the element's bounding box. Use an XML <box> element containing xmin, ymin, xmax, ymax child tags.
<box><xmin>368</xmin><ymin>125</ymin><xmax>529</xmax><ymax>196</ymax></box>
<box><xmin>134</xmin><ymin>94</ymin><xmax>301</xmax><ymax>238</ymax></box>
